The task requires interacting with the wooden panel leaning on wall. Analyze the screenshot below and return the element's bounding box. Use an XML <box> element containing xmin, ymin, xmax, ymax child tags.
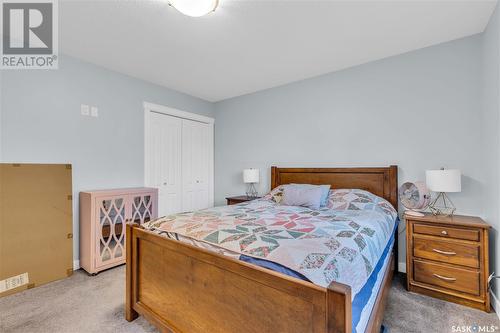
<box><xmin>0</xmin><ymin>164</ymin><xmax>73</xmax><ymax>297</ymax></box>
<box><xmin>126</xmin><ymin>166</ymin><xmax>398</xmax><ymax>333</ymax></box>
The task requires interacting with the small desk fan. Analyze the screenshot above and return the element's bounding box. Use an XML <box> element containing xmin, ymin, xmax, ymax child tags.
<box><xmin>399</xmin><ymin>182</ymin><xmax>430</xmax><ymax>217</ymax></box>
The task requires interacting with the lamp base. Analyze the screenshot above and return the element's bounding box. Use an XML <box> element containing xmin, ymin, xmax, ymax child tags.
<box><xmin>246</xmin><ymin>183</ymin><xmax>258</xmax><ymax>198</ymax></box>
<box><xmin>429</xmin><ymin>192</ymin><xmax>456</xmax><ymax>216</ymax></box>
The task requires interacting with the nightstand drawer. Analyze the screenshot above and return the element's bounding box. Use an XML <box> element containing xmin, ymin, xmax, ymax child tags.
<box><xmin>227</xmin><ymin>199</ymin><xmax>243</xmax><ymax>205</ymax></box>
<box><xmin>413</xmin><ymin>223</ymin><xmax>479</xmax><ymax>241</ymax></box>
<box><xmin>413</xmin><ymin>260</ymin><xmax>480</xmax><ymax>296</ymax></box>
<box><xmin>413</xmin><ymin>237</ymin><xmax>480</xmax><ymax>268</ymax></box>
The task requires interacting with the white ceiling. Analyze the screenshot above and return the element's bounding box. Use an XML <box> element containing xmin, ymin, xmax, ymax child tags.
<box><xmin>60</xmin><ymin>0</ymin><xmax>497</xmax><ymax>102</ymax></box>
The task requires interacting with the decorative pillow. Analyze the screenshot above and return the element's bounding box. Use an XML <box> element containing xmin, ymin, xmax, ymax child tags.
<box><xmin>290</xmin><ymin>184</ymin><xmax>330</xmax><ymax>207</ymax></box>
<box><xmin>263</xmin><ymin>185</ymin><xmax>285</xmax><ymax>203</ymax></box>
<box><xmin>281</xmin><ymin>185</ymin><xmax>323</xmax><ymax>210</ymax></box>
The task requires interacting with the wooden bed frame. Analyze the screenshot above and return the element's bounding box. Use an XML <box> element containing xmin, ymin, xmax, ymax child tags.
<box><xmin>126</xmin><ymin>166</ymin><xmax>398</xmax><ymax>333</ymax></box>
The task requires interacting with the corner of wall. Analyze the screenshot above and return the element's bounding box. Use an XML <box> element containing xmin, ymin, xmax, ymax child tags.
<box><xmin>480</xmin><ymin>0</ymin><xmax>500</xmax><ymax>306</ymax></box>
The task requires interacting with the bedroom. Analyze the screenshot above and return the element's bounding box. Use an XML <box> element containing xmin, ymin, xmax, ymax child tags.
<box><xmin>0</xmin><ymin>0</ymin><xmax>499</xmax><ymax>332</ymax></box>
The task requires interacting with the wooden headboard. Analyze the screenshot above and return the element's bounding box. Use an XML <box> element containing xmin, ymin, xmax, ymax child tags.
<box><xmin>271</xmin><ymin>166</ymin><xmax>398</xmax><ymax>209</ymax></box>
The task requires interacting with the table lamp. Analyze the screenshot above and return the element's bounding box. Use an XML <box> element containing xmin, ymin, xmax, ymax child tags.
<box><xmin>243</xmin><ymin>168</ymin><xmax>259</xmax><ymax>198</ymax></box>
<box><xmin>425</xmin><ymin>168</ymin><xmax>461</xmax><ymax>216</ymax></box>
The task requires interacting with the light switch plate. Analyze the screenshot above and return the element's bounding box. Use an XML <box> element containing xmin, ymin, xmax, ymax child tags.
<box><xmin>91</xmin><ymin>106</ymin><xmax>98</xmax><ymax>117</ymax></box>
<box><xmin>81</xmin><ymin>104</ymin><xmax>90</xmax><ymax>116</ymax></box>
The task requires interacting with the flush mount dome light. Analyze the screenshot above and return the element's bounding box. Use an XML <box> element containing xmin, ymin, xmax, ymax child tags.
<box><xmin>169</xmin><ymin>0</ymin><xmax>219</xmax><ymax>17</ymax></box>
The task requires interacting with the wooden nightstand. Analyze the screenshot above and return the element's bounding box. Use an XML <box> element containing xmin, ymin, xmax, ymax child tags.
<box><xmin>226</xmin><ymin>195</ymin><xmax>261</xmax><ymax>205</ymax></box>
<box><xmin>405</xmin><ymin>213</ymin><xmax>490</xmax><ymax>311</ymax></box>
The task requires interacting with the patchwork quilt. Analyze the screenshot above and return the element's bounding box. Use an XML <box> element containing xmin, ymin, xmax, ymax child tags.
<box><xmin>143</xmin><ymin>189</ymin><xmax>397</xmax><ymax>298</ymax></box>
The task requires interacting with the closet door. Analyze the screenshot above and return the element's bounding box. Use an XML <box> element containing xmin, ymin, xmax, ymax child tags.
<box><xmin>182</xmin><ymin>119</ymin><xmax>210</xmax><ymax>212</ymax></box>
<box><xmin>147</xmin><ymin>112</ymin><xmax>182</xmax><ymax>217</ymax></box>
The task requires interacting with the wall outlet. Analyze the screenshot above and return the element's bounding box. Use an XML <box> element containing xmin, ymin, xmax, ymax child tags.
<box><xmin>91</xmin><ymin>106</ymin><xmax>98</xmax><ymax>117</ymax></box>
<box><xmin>81</xmin><ymin>104</ymin><xmax>90</xmax><ymax>116</ymax></box>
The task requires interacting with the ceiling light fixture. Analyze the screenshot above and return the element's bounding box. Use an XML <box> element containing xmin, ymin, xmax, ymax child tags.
<box><xmin>168</xmin><ymin>0</ymin><xmax>219</xmax><ymax>17</ymax></box>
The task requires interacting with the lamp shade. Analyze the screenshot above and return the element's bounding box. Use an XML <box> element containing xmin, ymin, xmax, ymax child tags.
<box><xmin>425</xmin><ymin>169</ymin><xmax>461</xmax><ymax>193</ymax></box>
<box><xmin>243</xmin><ymin>169</ymin><xmax>259</xmax><ymax>184</ymax></box>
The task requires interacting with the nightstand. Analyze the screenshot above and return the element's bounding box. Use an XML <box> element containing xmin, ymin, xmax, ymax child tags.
<box><xmin>226</xmin><ymin>195</ymin><xmax>261</xmax><ymax>205</ymax></box>
<box><xmin>405</xmin><ymin>213</ymin><xmax>490</xmax><ymax>311</ymax></box>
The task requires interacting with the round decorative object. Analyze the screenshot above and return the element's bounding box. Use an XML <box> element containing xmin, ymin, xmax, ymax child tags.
<box><xmin>399</xmin><ymin>181</ymin><xmax>430</xmax><ymax>217</ymax></box>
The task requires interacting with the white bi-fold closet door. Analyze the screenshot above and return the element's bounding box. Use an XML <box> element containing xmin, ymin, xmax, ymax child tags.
<box><xmin>181</xmin><ymin>119</ymin><xmax>211</xmax><ymax>213</ymax></box>
<box><xmin>145</xmin><ymin>103</ymin><xmax>214</xmax><ymax>217</ymax></box>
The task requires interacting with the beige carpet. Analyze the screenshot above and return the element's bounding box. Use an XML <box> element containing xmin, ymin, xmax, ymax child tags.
<box><xmin>0</xmin><ymin>266</ymin><xmax>498</xmax><ymax>333</ymax></box>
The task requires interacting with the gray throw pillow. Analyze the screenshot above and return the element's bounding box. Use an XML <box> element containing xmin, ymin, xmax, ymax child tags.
<box><xmin>290</xmin><ymin>183</ymin><xmax>331</xmax><ymax>206</ymax></box>
<box><xmin>281</xmin><ymin>185</ymin><xmax>323</xmax><ymax>210</ymax></box>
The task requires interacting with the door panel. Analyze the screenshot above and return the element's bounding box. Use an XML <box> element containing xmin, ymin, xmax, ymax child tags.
<box><xmin>182</xmin><ymin>119</ymin><xmax>210</xmax><ymax>212</ymax></box>
<box><xmin>195</xmin><ymin>123</ymin><xmax>210</xmax><ymax>210</ymax></box>
<box><xmin>131</xmin><ymin>193</ymin><xmax>156</xmax><ymax>224</ymax></box>
<box><xmin>95</xmin><ymin>196</ymin><xmax>126</xmax><ymax>268</ymax></box>
<box><xmin>147</xmin><ymin>112</ymin><xmax>182</xmax><ymax>217</ymax></box>
<box><xmin>182</xmin><ymin>119</ymin><xmax>195</xmax><ymax>212</ymax></box>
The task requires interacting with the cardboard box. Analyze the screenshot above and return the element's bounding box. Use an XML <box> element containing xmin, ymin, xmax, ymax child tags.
<box><xmin>0</xmin><ymin>163</ymin><xmax>73</xmax><ymax>297</ymax></box>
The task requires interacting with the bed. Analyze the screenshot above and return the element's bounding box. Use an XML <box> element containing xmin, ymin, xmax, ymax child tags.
<box><xmin>126</xmin><ymin>166</ymin><xmax>398</xmax><ymax>333</ymax></box>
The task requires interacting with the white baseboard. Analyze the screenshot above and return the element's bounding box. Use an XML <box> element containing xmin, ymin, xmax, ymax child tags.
<box><xmin>398</xmin><ymin>262</ymin><xmax>406</xmax><ymax>273</ymax></box>
<box><xmin>73</xmin><ymin>260</ymin><xmax>80</xmax><ymax>271</ymax></box>
<box><xmin>491</xmin><ymin>290</ymin><xmax>500</xmax><ymax>321</ymax></box>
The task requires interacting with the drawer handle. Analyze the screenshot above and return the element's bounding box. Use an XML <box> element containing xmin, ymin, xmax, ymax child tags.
<box><xmin>441</xmin><ymin>230</ymin><xmax>448</xmax><ymax>235</ymax></box>
<box><xmin>432</xmin><ymin>249</ymin><xmax>456</xmax><ymax>256</ymax></box>
<box><xmin>433</xmin><ymin>273</ymin><xmax>457</xmax><ymax>281</ymax></box>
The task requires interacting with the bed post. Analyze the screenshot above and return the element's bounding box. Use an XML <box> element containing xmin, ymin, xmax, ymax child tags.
<box><xmin>125</xmin><ymin>223</ymin><xmax>138</xmax><ymax>322</ymax></box>
<box><xmin>389</xmin><ymin>165</ymin><xmax>399</xmax><ymax>273</ymax></box>
<box><xmin>326</xmin><ymin>282</ymin><xmax>352</xmax><ymax>333</ymax></box>
<box><xmin>271</xmin><ymin>166</ymin><xmax>278</xmax><ymax>190</ymax></box>
<box><xmin>388</xmin><ymin>165</ymin><xmax>398</xmax><ymax>210</ymax></box>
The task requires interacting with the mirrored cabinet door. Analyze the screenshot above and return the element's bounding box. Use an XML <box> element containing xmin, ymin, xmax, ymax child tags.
<box><xmin>95</xmin><ymin>196</ymin><xmax>127</xmax><ymax>268</ymax></box>
<box><xmin>131</xmin><ymin>194</ymin><xmax>155</xmax><ymax>224</ymax></box>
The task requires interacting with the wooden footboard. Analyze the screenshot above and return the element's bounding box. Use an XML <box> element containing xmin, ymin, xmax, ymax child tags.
<box><xmin>126</xmin><ymin>224</ymin><xmax>395</xmax><ymax>333</ymax></box>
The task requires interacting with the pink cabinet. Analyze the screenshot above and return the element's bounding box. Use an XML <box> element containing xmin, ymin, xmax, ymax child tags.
<box><xmin>79</xmin><ymin>188</ymin><xmax>158</xmax><ymax>274</ymax></box>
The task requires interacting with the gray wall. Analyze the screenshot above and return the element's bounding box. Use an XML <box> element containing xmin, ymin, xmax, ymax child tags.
<box><xmin>481</xmin><ymin>2</ymin><xmax>500</xmax><ymax>300</ymax></box>
<box><xmin>0</xmin><ymin>55</ymin><xmax>214</xmax><ymax>263</ymax></box>
<box><xmin>214</xmin><ymin>35</ymin><xmax>484</xmax><ymax>272</ymax></box>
